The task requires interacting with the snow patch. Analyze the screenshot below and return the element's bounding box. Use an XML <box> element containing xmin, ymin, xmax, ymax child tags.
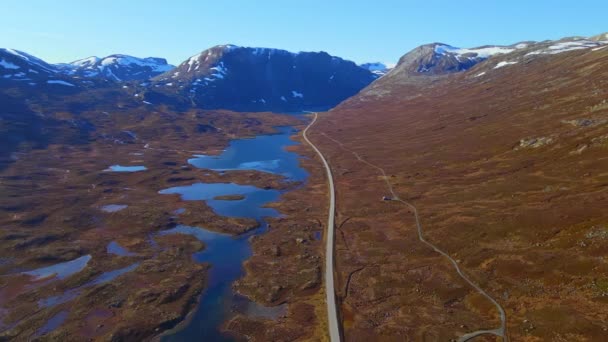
<box><xmin>526</xmin><ymin>40</ymin><xmax>605</xmax><ymax>56</ymax></box>
<box><xmin>475</xmin><ymin>72</ymin><xmax>486</xmax><ymax>77</ymax></box>
<box><xmin>186</xmin><ymin>53</ymin><xmax>201</xmax><ymax>72</ymax></box>
<box><xmin>47</xmin><ymin>80</ymin><xmax>75</xmax><ymax>86</ymax></box>
<box><xmin>435</xmin><ymin>45</ymin><xmax>517</xmax><ymax>58</ymax></box>
<box><xmin>70</xmin><ymin>56</ymin><xmax>101</xmax><ymax>67</ymax></box>
<box><xmin>210</xmin><ymin>62</ymin><xmax>227</xmax><ymax>75</ymax></box>
<box><xmin>494</xmin><ymin>61</ymin><xmax>518</xmax><ymax>69</ymax></box>
<box><xmin>5</xmin><ymin>49</ymin><xmax>31</xmax><ymax>61</ymax></box>
<box><xmin>0</xmin><ymin>59</ymin><xmax>20</xmax><ymax>69</ymax></box>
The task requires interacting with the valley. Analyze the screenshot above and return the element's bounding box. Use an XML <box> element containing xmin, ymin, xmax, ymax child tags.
<box><xmin>1</xmin><ymin>25</ymin><xmax>608</xmax><ymax>342</ymax></box>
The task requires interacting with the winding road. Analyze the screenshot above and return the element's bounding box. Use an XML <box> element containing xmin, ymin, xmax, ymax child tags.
<box><xmin>302</xmin><ymin>113</ymin><xmax>341</xmax><ymax>342</ymax></box>
<box><xmin>304</xmin><ymin>111</ymin><xmax>507</xmax><ymax>342</ymax></box>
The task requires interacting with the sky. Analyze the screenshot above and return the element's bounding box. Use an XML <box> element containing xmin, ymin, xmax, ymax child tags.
<box><xmin>1</xmin><ymin>0</ymin><xmax>607</xmax><ymax>66</ymax></box>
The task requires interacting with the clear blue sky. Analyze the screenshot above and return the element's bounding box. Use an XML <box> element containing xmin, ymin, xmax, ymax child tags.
<box><xmin>1</xmin><ymin>0</ymin><xmax>606</xmax><ymax>66</ymax></box>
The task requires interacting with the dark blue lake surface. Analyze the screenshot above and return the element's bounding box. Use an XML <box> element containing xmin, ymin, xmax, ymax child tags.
<box><xmin>107</xmin><ymin>241</ymin><xmax>136</xmax><ymax>257</ymax></box>
<box><xmin>161</xmin><ymin>125</ymin><xmax>307</xmax><ymax>341</ymax></box>
<box><xmin>34</xmin><ymin>310</ymin><xmax>68</xmax><ymax>338</ymax></box>
<box><xmin>23</xmin><ymin>255</ymin><xmax>91</xmax><ymax>280</ymax></box>
<box><xmin>104</xmin><ymin>165</ymin><xmax>147</xmax><ymax>172</ymax></box>
<box><xmin>100</xmin><ymin>204</ymin><xmax>128</xmax><ymax>213</ymax></box>
<box><xmin>39</xmin><ymin>263</ymin><xmax>140</xmax><ymax>308</ymax></box>
<box><xmin>188</xmin><ymin>126</ymin><xmax>308</xmax><ymax>181</ymax></box>
<box><xmin>159</xmin><ymin>183</ymin><xmax>280</xmax><ymax>219</ymax></box>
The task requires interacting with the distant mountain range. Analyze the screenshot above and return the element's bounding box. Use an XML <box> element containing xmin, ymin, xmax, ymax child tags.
<box><xmin>56</xmin><ymin>55</ymin><xmax>173</xmax><ymax>81</ymax></box>
<box><xmin>359</xmin><ymin>62</ymin><xmax>393</xmax><ymax>76</ymax></box>
<box><xmin>2</xmin><ymin>34</ymin><xmax>607</xmax><ymax>112</ymax></box>
<box><xmin>0</xmin><ymin>46</ymin><xmax>380</xmax><ymax>111</ymax></box>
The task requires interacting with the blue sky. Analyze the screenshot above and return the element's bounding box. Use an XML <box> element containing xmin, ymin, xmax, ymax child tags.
<box><xmin>1</xmin><ymin>0</ymin><xmax>606</xmax><ymax>66</ymax></box>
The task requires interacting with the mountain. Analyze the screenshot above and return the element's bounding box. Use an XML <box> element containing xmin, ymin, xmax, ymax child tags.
<box><xmin>308</xmin><ymin>34</ymin><xmax>608</xmax><ymax>341</ymax></box>
<box><xmin>0</xmin><ymin>48</ymin><xmax>60</xmax><ymax>83</ymax></box>
<box><xmin>56</xmin><ymin>54</ymin><xmax>174</xmax><ymax>81</ymax></box>
<box><xmin>0</xmin><ymin>48</ymin><xmax>103</xmax><ymax>91</ymax></box>
<box><xmin>387</xmin><ymin>42</ymin><xmax>525</xmax><ymax>77</ymax></box>
<box><xmin>589</xmin><ymin>32</ymin><xmax>608</xmax><ymax>41</ymax></box>
<box><xmin>356</xmin><ymin>36</ymin><xmax>608</xmax><ymax>102</ymax></box>
<box><xmin>359</xmin><ymin>62</ymin><xmax>392</xmax><ymax>76</ymax></box>
<box><xmin>152</xmin><ymin>45</ymin><xmax>377</xmax><ymax>111</ymax></box>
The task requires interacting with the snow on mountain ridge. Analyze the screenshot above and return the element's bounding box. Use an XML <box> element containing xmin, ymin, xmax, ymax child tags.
<box><xmin>55</xmin><ymin>54</ymin><xmax>174</xmax><ymax>81</ymax></box>
<box><xmin>69</xmin><ymin>56</ymin><xmax>101</xmax><ymax>68</ymax></box>
<box><xmin>434</xmin><ymin>44</ymin><xmax>518</xmax><ymax>58</ymax></box>
<box><xmin>1</xmin><ymin>48</ymin><xmax>57</xmax><ymax>73</ymax></box>
<box><xmin>359</xmin><ymin>62</ymin><xmax>393</xmax><ymax>77</ymax></box>
<box><xmin>525</xmin><ymin>39</ymin><xmax>608</xmax><ymax>56</ymax></box>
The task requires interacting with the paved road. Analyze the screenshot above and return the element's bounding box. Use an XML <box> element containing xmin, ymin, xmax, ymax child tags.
<box><xmin>302</xmin><ymin>112</ymin><xmax>341</xmax><ymax>342</ymax></box>
<box><xmin>319</xmin><ymin>131</ymin><xmax>508</xmax><ymax>342</ymax></box>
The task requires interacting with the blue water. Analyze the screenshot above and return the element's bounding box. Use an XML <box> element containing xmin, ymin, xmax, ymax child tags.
<box><xmin>188</xmin><ymin>126</ymin><xmax>308</xmax><ymax>181</ymax></box>
<box><xmin>104</xmin><ymin>165</ymin><xmax>147</xmax><ymax>172</ymax></box>
<box><xmin>100</xmin><ymin>204</ymin><xmax>128</xmax><ymax>213</ymax></box>
<box><xmin>88</xmin><ymin>263</ymin><xmax>140</xmax><ymax>286</ymax></box>
<box><xmin>107</xmin><ymin>241</ymin><xmax>136</xmax><ymax>257</ymax></box>
<box><xmin>162</xmin><ymin>125</ymin><xmax>308</xmax><ymax>341</ymax></box>
<box><xmin>23</xmin><ymin>255</ymin><xmax>91</xmax><ymax>280</ymax></box>
<box><xmin>159</xmin><ymin>225</ymin><xmax>262</xmax><ymax>342</ymax></box>
<box><xmin>39</xmin><ymin>263</ymin><xmax>140</xmax><ymax>308</ymax></box>
<box><xmin>33</xmin><ymin>310</ymin><xmax>68</xmax><ymax>338</ymax></box>
<box><xmin>159</xmin><ymin>183</ymin><xmax>280</xmax><ymax>219</ymax></box>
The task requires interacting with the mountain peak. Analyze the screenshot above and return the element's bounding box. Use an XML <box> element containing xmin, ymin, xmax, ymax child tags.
<box><xmin>57</xmin><ymin>54</ymin><xmax>174</xmax><ymax>81</ymax></box>
<box><xmin>589</xmin><ymin>32</ymin><xmax>608</xmax><ymax>41</ymax></box>
<box><xmin>389</xmin><ymin>42</ymin><xmax>523</xmax><ymax>77</ymax></box>
<box><xmin>153</xmin><ymin>45</ymin><xmax>376</xmax><ymax>111</ymax></box>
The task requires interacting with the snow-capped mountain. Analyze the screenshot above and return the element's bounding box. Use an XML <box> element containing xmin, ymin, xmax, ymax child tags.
<box><xmin>382</xmin><ymin>34</ymin><xmax>608</xmax><ymax>81</ymax></box>
<box><xmin>348</xmin><ymin>34</ymin><xmax>608</xmax><ymax>104</ymax></box>
<box><xmin>386</xmin><ymin>42</ymin><xmax>526</xmax><ymax>77</ymax></box>
<box><xmin>0</xmin><ymin>48</ymin><xmax>86</xmax><ymax>88</ymax></box>
<box><xmin>359</xmin><ymin>62</ymin><xmax>392</xmax><ymax>76</ymax></box>
<box><xmin>56</xmin><ymin>54</ymin><xmax>174</xmax><ymax>81</ymax></box>
<box><xmin>0</xmin><ymin>48</ymin><xmax>57</xmax><ymax>80</ymax></box>
<box><xmin>153</xmin><ymin>45</ymin><xmax>377</xmax><ymax>111</ymax></box>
